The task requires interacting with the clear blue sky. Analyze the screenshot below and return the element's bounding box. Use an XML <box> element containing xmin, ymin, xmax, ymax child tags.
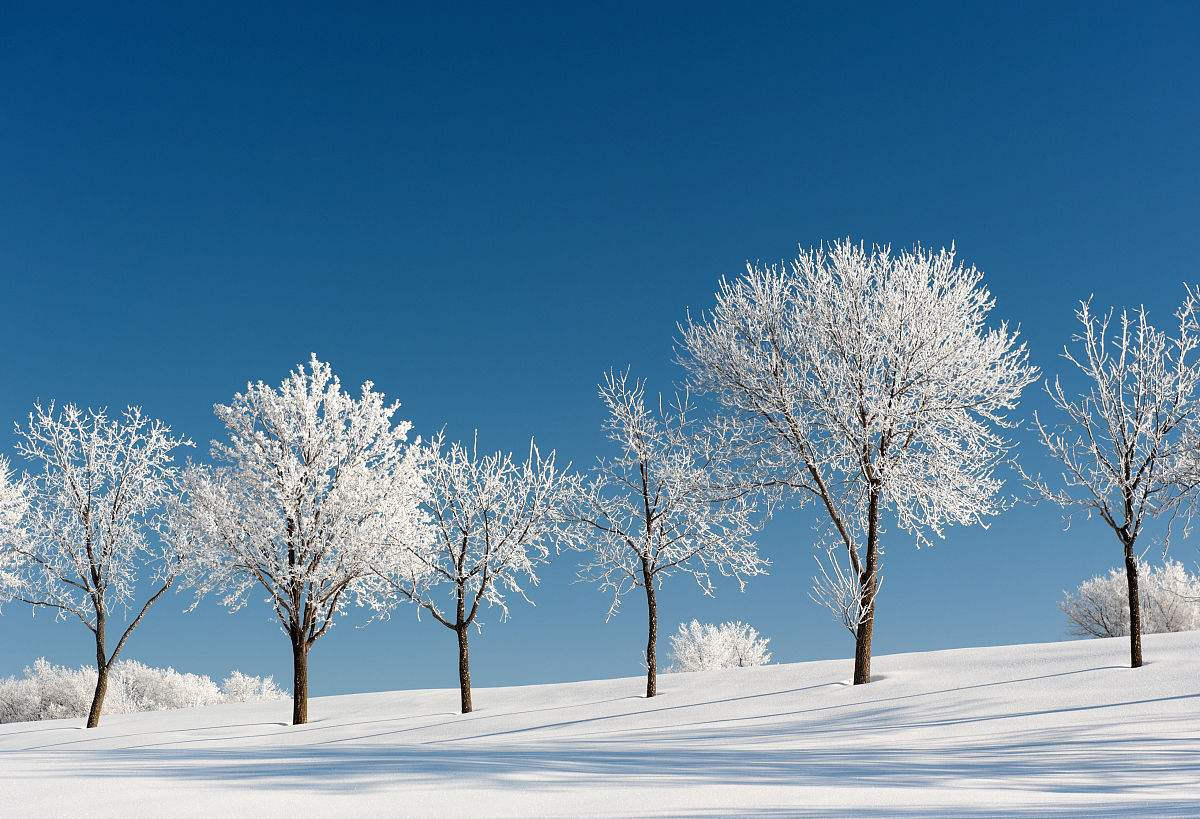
<box><xmin>2</xmin><ymin>2</ymin><xmax>1198</xmax><ymax>696</ymax></box>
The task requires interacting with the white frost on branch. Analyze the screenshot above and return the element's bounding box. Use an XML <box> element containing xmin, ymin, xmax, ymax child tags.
<box><xmin>1022</xmin><ymin>291</ymin><xmax>1200</xmax><ymax>545</ymax></box>
<box><xmin>809</xmin><ymin>546</ymin><xmax>882</xmax><ymax>634</ymax></box>
<box><xmin>169</xmin><ymin>355</ymin><xmax>430</xmax><ymax>649</ymax></box>
<box><xmin>1060</xmin><ymin>559</ymin><xmax>1200</xmax><ymax>638</ymax></box>
<box><xmin>668</xmin><ymin>619</ymin><xmax>772</xmax><ymax>672</ymax></box>
<box><xmin>570</xmin><ymin>371</ymin><xmax>769</xmax><ymax>619</ymax></box>
<box><xmin>0</xmin><ymin>457</ymin><xmax>30</xmax><ymax>599</ymax></box>
<box><xmin>3</xmin><ymin>404</ymin><xmax>191</xmax><ymax>646</ymax></box>
<box><xmin>0</xmin><ymin>658</ymin><xmax>287</xmax><ymax>724</ymax></box>
<box><xmin>680</xmin><ymin>239</ymin><xmax>1037</xmax><ymax>634</ymax></box>
<box><xmin>376</xmin><ymin>432</ymin><xmax>578</xmax><ymax>630</ymax></box>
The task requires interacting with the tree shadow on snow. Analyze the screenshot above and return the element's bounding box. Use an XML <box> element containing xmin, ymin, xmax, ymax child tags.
<box><xmin>9</xmin><ymin>664</ymin><xmax>1199</xmax><ymax>817</ymax></box>
<box><xmin>29</xmin><ymin>708</ymin><xmax>1200</xmax><ymax>797</ymax></box>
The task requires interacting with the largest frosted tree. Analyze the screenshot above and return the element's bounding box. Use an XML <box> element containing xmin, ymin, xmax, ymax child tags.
<box><xmin>680</xmin><ymin>239</ymin><xmax>1037</xmax><ymax>684</ymax></box>
<box><xmin>170</xmin><ymin>355</ymin><xmax>430</xmax><ymax>725</ymax></box>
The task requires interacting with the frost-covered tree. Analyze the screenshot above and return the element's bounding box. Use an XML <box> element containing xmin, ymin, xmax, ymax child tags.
<box><xmin>669</xmin><ymin>619</ymin><xmax>772</xmax><ymax>672</ymax></box>
<box><xmin>681</xmin><ymin>240</ymin><xmax>1037</xmax><ymax>684</ymax></box>
<box><xmin>1024</xmin><ymin>291</ymin><xmax>1200</xmax><ymax>668</ymax></box>
<box><xmin>2</xmin><ymin>404</ymin><xmax>191</xmax><ymax>727</ymax></box>
<box><xmin>570</xmin><ymin>372</ymin><xmax>768</xmax><ymax>697</ymax></box>
<box><xmin>169</xmin><ymin>356</ymin><xmax>429</xmax><ymax>725</ymax></box>
<box><xmin>1060</xmin><ymin>559</ymin><xmax>1200</xmax><ymax>638</ymax></box>
<box><xmin>0</xmin><ymin>456</ymin><xmax>28</xmax><ymax>594</ymax></box>
<box><xmin>375</xmin><ymin>432</ymin><xmax>576</xmax><ymax>713</ymax></box>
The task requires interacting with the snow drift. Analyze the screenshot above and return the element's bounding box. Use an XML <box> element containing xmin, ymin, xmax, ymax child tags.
<box><xmin>2</xmin><ymin>631</ymin><xmax>1198</xmax><ymax>818</ymax></box>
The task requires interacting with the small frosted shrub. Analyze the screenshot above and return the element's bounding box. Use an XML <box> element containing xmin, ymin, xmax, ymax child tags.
<box><xmin>669</xmin><ymin>619</ymin><xmax>772</xmax><ymax>672</ymax></box>
<box><xmin>0</xmin><ymin>659</ymin><xmax>288</xmax><ymax>724</ymax></box>
<box><xmin>220</xmin><ymin>670</ymin><xmax>287</xmax><ymax>703</ymax></box>
<box><xmin>1061</xmin><ymin>558</ymin><xmax>1200</xmax><ymax>638</ymax></box>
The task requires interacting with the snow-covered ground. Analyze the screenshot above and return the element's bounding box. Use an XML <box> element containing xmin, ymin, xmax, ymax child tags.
<box><xmin>2</xmin><ymin>632</ymin><xmax>1198</xmax><ymax>818</ymax></box>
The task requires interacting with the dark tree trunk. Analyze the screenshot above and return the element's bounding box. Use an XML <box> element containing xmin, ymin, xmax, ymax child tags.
<box><xmin>79</xmin><ymin>579</ymin><xmax>171</xmax><ymax>728</ymax></box>
<box><xmin>853</xmin><ymin>489</ymin><xmax>881</xmax><ymax>686</ymax></box>
<box><xmin>642</xmin><ymin>560</ymin><xmax>658</xmax><ymax>698</ymax></box>
<box><xmin>456</xmin><ymin>625</ymin><xmax>473</xmax><ymax>714</ymax></box>
<box><xmin>86</xmin><ymin>610</ymin><xmax>108</xmax><ymax>728</ymax></box>
<box><xmin>1123</xmin><ymin>538</ymin><xmax>1143</xmax><ymax>669</ymax></box>
<box><xmin>86</xmin><ymin>664</ymin><xmax>108</xmax><ymax>729</ymax></box>
<box><xmin>853</xmin><ymin>596</ymin><xmax>876</xmax><ymax>685</ymax></box>
<box><xmin>291</xmin><ymin>638</ymin><xmax>309</xmax><ymax>725</ymax></box>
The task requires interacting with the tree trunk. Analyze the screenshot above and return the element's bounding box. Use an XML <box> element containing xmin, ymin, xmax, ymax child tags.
<box><xmin>1124</xmin><ymin>539</ymin><xmax>1144</xmax><ymax>669</ymax></box>
<box><xmin>86</xmin><ymin>663</ymin><xmax>109</xmax><ymax>729</ymax></box>
<box><xmin>456</xmin><ymin>625</ymin><xmax>473</xmax><ymax>714</ymax></box>
<box><xmin>86</xmin><ymin>610</ymin><xmax>108</xmax><ymax>728</ymax></box>
<box><xmin>853</xmin><ymin>489</ymin><xmax>880</xmax><ymax>685</ymax></box>
<box><xmin>643</xmin><ymin>561</ymin><xmax>658</xmax><ymax>698</ymax></box>
<box><xmin>80</xmin><ymin>578</ymin><xmax>171</xmax><ymax>728</ymax></box>
<box><xmin>853</xmin><ymin>599</ymin><xmax>875</xmax><ymax>685</ymax></box>
<box><xmin>291</xmin><ymin>638</ymin><xmax>309</xmax><ymax>725</ymax></box>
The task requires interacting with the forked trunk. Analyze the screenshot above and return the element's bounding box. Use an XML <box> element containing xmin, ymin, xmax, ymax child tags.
<box><xmin>643</xmin><ymin>561</ymin><xmax>658</xmax><ymax>698</ymax></box>
<box><xmin>457</xmin><ymin>625</ymin><xmax>473</xmax><ymax>714</ymax></box>
<box><xmin>291</xmin><ymin>638</ymin><xmax>310</xmax><ymax>725</ymax></box>
<box><xmin>1124</xmin><ymin>539</ymin><xmax>1144</xmax><ymax>669</ymax></box>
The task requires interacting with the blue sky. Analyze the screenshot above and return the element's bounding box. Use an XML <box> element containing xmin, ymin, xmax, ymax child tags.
<box><xmin>2</xmin><ymin>2</ymin><xmax>1198</xmax><ymax>695</ymax></box>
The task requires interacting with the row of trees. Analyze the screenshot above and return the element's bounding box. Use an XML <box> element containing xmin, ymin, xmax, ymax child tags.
<box><xmin>681</xmin><ymin>242</ymin><xmax>1200</xmax><ymax>680</ymax></box>
<box><xmin>0</xmin><ymin>358</ymin><xmax>764</xmax><ymax>726</ymax></box>
<box><xmin>1</xmin><ymin>239</ymin><xmax>1197</xmax><ymax>727</ymax></box>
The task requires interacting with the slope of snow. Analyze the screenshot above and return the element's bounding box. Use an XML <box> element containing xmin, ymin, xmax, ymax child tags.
<box><xmin>2</xmin><ymin>632</ymin><xmax>1198</xmax><ymax>818</ymax></box>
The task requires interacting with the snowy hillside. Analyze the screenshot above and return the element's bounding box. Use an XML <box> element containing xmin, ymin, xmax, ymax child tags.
<box><xmin>2</xmin><ymin>632</ymin><xmax>1198</xmax><ymax>818</ymax></box>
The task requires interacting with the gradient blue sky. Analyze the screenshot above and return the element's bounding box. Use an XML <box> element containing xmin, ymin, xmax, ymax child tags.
<box><xmin>2</xmin><ymin>2</ymin><xmax>1198</xmax><ymax>696</ymax></box>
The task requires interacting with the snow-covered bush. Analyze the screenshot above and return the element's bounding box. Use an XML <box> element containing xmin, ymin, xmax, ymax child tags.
<box><xmin>668</xmin><ymin>620</ymin><xmax>772</xmax><ymax>672</ymax></box>
<box><xmin>0</xmin><ymin>659</ymin><xmax>287</xmax><ymax>724</ymax></box>
<box><xmin>1060</xmin><ymin>559</ymin><xmax>1200</xmax><ymax>638</ymax></box>
<box><xmin>219</xmin><ymin>670</ymin><xmax>287</xmax><ymax>704</ymax></box>
<box><xmin>112</xmin><ymin>660</ymin><xmax>226</xmax><ymax>711</ymax></box>
<box><xmin>0</xmin><ymin>658</ymin><xmax>95</xmax><ymax>722</ymax></box>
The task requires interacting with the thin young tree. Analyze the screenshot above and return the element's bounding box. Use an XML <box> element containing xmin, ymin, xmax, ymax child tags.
<box><xmin>376</xmin><ymin>431</ymin><xmax>576</xmax><ymax>714</ymax></box>
<box><xmin>1023</xmin><ymin>291</ymin><xmax>1200</xmax><ymax>668</ymax></box>
<box><xmin>571</xmin><ymin>371</ymin><xmax>768</xmax><ymax>698</ymax></box>
<box><xmin>3</xmin><ymin>403</ymin><xmax>191</xmax><ymax>727</ymax></box>
<box><xmin>681</xmin><ymin>240</ymin><xmax>1037</xmax><ymax>684</ymax></box>
<box><xmin>169</xmin><ymin>356</ymin><xmax>429</xmax><ymax>725</ymax></box>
